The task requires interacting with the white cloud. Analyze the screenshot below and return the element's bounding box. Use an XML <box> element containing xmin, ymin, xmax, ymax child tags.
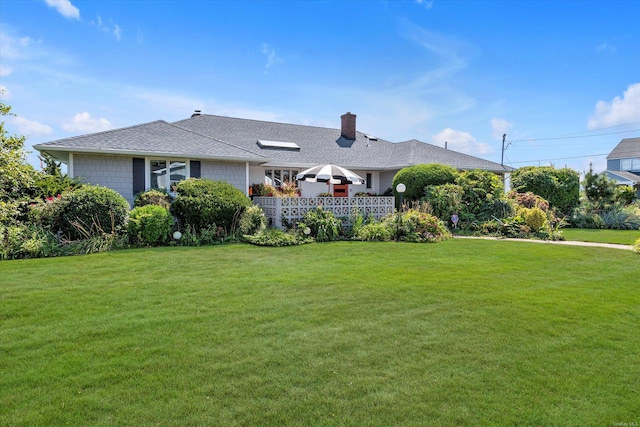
<box><xmin>397</xmin><ymin>21</ymin><xmax>475</xmax><ymax>91</ymax></box>
<box><xmin>416</xmin><ymin>0</ymin><xmax>434</xmax><ymax>9</ymax></box>
<box><xmin>596</xmin><ymin>43</ymin><xmax>617</xmax><ymax>53</ymax></box>
<box><xmin>11</xmin><ymin>116</ymin><xmax>54</xmax><ymax>136</ymax></box>
<box><xmin>43</xmin><ymin>0</ymin><xmax>80</xmax><ymax>20</ymax></box>
<box><xmin>432</xmin><ymin>128</ymin><xmax>493</xmax><ymax>156</ymax></box>
<box><xmin>113</xmin><ymin>25</ymin><xmax>122</xmax><ymax>41</ymax></box>
<box><xmin>491</xmin><ymin>118</ymin><xmax>513</xmax><ymax>140</ymax></box>
<box><xmin>588</xmin><ymin>83</ymin><xmax>640</xmax><ymax>130</ymax></box>
<box><xmin>90</xmin><ymin>15</ymin><xmax>122</xmax><ymax>41</ymax></box>
<box><xmin>62</xmin><ymin>112</ymin><xmax>113</xmax><ymax>133</ymax></box>
<box><xmin>261</xmin><ymin>43</ymin><xmax>281</xmax><ymax>69</ymax></box>
<box><xmin>0</xmin><ymin>31</ymin><xmax>39</xmax><ymax>59</ymax></box>
<box><xmin>0</xmin><ymin>65</ymin><xmax>12</xmax><ymax>76</ymax></box>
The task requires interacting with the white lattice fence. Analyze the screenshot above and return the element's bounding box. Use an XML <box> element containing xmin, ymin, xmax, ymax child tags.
<box><xmin>253</xmin><ymin>197</ymin><xmax>395</xmax><ymax>228</ymax></box>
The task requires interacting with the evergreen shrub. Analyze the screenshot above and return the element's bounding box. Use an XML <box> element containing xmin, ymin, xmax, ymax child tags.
<box><xmin>392</xmin><ymin>164</ymin><xmax>458</xmax><ymax>201</ymax></box>
<box><xmin>128</xmin><ymin>205</ymin><xmax>173</xmax><ymax>246</ymax></box>
<box><xmin>31</xmin><ymin>185</ymin><xmax>129</xmax><ymax>240</ymax></box>
<box><xmin>172</xmin><ymin>178</ymin><xmax>250</xmax><ymax>232</ymax></box>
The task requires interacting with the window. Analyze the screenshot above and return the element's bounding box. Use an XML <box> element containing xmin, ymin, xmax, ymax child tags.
<box><xmin>150</xmin><ymin>159</ymin><xmax>187</xmax><ymax>191</ymax></box>
<box><xmin>264</xmin><ymin>169</ymin><xmax>299</xmax><ymax>187</ymax></box>
<box><xmin>620</xmin><ymin>158</ymin><xmax>640</xmax><ymax>171</ymax></box>
<box><xmin>366</xmin><ymin>173</ymin><xmax>372</xmax><ymax>189</ymax></box>
<box><xmin>621</xmin><ymin>159</ymin><xmax>631</xmax><ymax>170</ymax></box>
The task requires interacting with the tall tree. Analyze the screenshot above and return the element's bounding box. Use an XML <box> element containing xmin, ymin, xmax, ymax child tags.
<box><xmin>0</xmin><ymin>99</ymin><xmax>37</xmax><ymax>202</ymax></box>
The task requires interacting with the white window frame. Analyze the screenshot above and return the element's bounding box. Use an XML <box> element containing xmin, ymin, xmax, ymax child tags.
<box><xmin>264</xmin><ymin>168</ymin><xmax>299</xmax><ymax>187</ymax></box>
<box><xmin>145</xmin><ymin>157</ymin><xmax>190</xmax><ymax>193</ymax></box>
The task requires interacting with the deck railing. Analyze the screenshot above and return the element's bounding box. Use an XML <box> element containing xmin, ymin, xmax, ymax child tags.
<box><xmin>253</xmin><ymin>196</ymin><xmax>395</xmax><ymax>229</ymax></box>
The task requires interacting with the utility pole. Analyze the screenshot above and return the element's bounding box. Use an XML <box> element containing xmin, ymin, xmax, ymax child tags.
<box><xmin>501</xmin><ymin>134</ymin><xmax>507</xmax><ymax>166</ymax></box>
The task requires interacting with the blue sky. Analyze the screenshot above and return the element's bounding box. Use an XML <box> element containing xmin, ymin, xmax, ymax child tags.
<box><xmin>1</xmin><ymin>0</ymin><xmax>639</xmax><ymax>175</ymax></box>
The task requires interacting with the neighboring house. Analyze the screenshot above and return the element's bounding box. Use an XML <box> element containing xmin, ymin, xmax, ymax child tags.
<box><xmin>35</xmin><ymin>112</ymin><xmax>512</xmax><ymax>205</ymax></box>
<box><xmin>605</xmin><ymin>137</ymin><xmax>640</xmax><ymax>197</ymax></box>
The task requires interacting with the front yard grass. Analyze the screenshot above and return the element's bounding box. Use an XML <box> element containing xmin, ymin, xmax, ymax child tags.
<box><xmin>1</xmin><ymin>240</ymin><xmax>638</xmax><ymax>426</ymax></box>
<box><xmin>562</xmin><ymin>228</ymin><xmax>640</xmax><ymax>245</ymax></box>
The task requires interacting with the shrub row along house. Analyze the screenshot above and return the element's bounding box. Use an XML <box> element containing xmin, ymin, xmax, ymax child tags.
<box><xmin>35</xmin><ymin>111</ymin><xmax>512</xmax><ymax>205</ymax></box>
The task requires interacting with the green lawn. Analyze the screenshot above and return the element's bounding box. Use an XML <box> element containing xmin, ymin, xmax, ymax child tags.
<box><xmin>562</xmin><ymin>228</ymin><xmax>640</xmax><ymax>245</ymax></box>
<box><xmin>1</xmin><ymin>241</ymin><xmax>639</xmax><ymax>426</ymax></box>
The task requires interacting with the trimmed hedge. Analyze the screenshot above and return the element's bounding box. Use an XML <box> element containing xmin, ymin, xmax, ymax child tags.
<box><xmin>171</xmin><ymin>178</ymin><xmax>250</xmax><ymax>232</ymax></box>
<box><xmin>392</xmin><ymin>164</ymin><xmax>458</xmax><ymax>201</ymax></box>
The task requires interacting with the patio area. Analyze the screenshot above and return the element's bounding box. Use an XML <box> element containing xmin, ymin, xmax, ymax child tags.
<box><xmin>253</xmin><ymin>196</ymin><xmax>395</xmax><ymax>228</ymax></box>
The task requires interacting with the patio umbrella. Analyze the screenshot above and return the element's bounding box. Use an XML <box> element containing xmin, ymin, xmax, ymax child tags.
<box><xmin>296</xmin><ymin>164</ymin><xmax>365</xmax><ymax>185</ymax></box>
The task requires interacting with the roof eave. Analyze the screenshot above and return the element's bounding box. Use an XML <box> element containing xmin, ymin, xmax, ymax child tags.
<box><xmin>33</xmin><ymin>145</ymin><xmax>266</xmax><ymax>163</ymax></box>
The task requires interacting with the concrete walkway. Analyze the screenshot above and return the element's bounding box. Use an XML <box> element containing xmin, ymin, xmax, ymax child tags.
<box><xmin>453</xmin><ymin>235</ymin><xmax>635</xmax><ymax>251</ymax></box>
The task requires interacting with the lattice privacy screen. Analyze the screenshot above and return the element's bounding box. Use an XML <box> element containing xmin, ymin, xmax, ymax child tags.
<box><xmin>253</xmin><ymin>196</ymin><xmax>395</xmax><ymax>228</ymax></box>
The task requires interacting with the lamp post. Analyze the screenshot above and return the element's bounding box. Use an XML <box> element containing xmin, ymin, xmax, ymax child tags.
<box><xmin>395</xmin><ymin>183</ymin><xmax>406</xmax><ymax>242</ymax></box>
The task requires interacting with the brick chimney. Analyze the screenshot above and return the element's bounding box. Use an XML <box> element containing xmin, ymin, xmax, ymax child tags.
<box><xmin>341</xmin><ymin>112</ymin><xmax>356</xmax><ymax>140</ymax></box>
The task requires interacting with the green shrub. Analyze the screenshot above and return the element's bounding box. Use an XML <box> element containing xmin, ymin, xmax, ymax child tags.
<box><xmin>175</xmin><ymin>225</ymin><xmax>227</xmax><ymax>246</ymax></box>
<box><xmin>397</xmin><ymin>209</ymin><xmax>451</xmax><ymax>243</ymax></box>
<box><xmin>238</xmin><ymin>205</ymin><xmax>267</xmax><ymax>235</ymax></box>
<box><xmin>299</xmin><ymin>207</ymin><xmax>342</xmax><ymax>242</ymax></box>
<box><xmin>127</xmin><ymin>205</ymin><xmax>173</xmax><ymax>246</ymax></box>
<box><xmin>523</xmin><ymin>207</ymin><xmax>547</xmax><ymax>232</ymax></box>
<box><xmin>393</xmin><ymin>164</ymin><xmax>458</xmax><ymax>201</ymax></box>
<box><xmin>634</xmin><ymin>237</ymin><xmax>640</xmax><ymax>254</ymax></box>
<box><xmin>455</xmin><ymin>169</ymin><xmax>506</xmax><ymax>222</ymax></box>
<box><xmin>510</xmin><ymin>166</ymin><xmax>580</xmax><ymax>215</ymax></box>
<box><xmin>1</xmin><ymin>201</ymin><xmax>21</xmax><ymax>226</ymax></box>
<box><xmin>600</xmin><ymin>205</ymin><xmax>640</xmax><ymax>230</ymax></box>
<box><xmin>422</xmin><ymin>183</ymin><xmax>463</xmax><ymax>222</ymax></box>
<box><xmin>583</xmin><ymin>169</ymin><xmax>616</xmax><ymax>209</ymax></box>
<box><xmin>0</xmin><ymin>223</ymin><xmax>62</xmax><ymax>260</ymax></box>
<box><xmin>570</xmin><ymin>209</ymin><xmax>604</xmax><ymax>229</ymax></box>
<box><xmin>356</xmin><ymin>221</ymin><xmax>393</xmax><ymax>241</ymax></box>
<box><xmin>31</xmin><ymin>185</ymin><xmax>129</xmax><ymax>240</ymax></box>
<box><xmin>134</xmin><ymin>189</ymin><xmax>173</xmax><ymax>209</ymax></box>
<box><xmin>33</xmin><ymin>174</ymin><xmax>81</xmax><ymax>200</ymax></box>
<box><xmin>244</xmin><ymin>227</ymin><xmax>313</xmax><ymax>246</ymax></box>
<box><xmin>172</xmin><ymin>178</ymin><xmax>250</xmax><ymax>232</ymax></box>
<box><xmin>614</xmin><ymin>185</ymin><xmax>637</xmax><ymax>205</ymax></box>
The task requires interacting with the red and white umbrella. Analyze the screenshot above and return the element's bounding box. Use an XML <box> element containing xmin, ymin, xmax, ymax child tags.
<box><xmin>296</xmin><ymin>164</ymin><xmax>365</xmax><ymax>185</ymax></box>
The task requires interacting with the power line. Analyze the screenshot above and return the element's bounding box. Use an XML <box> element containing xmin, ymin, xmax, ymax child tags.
<box><xmin>508</xmin><ymin>153</ymin><xmax>609</xmax><ymax>165</ymax></box>
<box><xmin>511</xmin><ymin>129</ymin><xmax>639</xmax><ymax>143</ymax></box>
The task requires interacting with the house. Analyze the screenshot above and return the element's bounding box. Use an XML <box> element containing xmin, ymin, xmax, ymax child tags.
<box><xmin>34</xmin><ymin>112</ymin><xmax>513</xmax><ymax>205</ymax></box>
<box><xmin>604</xmin><ymin>137</ymin><xmax>640</xmax><ymax>197</ymax></box>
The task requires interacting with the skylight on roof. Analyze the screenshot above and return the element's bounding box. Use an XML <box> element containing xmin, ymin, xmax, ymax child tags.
<box><xmin>364</xmin><ymin>134</ymin><xmax>378</xmax><ymax>141</ymax></box>
<box><xmin>257</xmin><ymin>140</ymin><xmax>300</xmax><ymax>150</ymax></box>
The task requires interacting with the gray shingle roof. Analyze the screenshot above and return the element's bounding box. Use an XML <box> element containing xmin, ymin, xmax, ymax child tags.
<box><xmin>606</xmin><ymin>137</ymin><xmax>640</xmax><ymax>159</ymax></box>
<box><xmin>34</xmin><ymin>120</ymin><xmax>267</xmax><ymax>162</ymax></box>
<box><xmin>36</xmin><ymin>113</ymin><xmax>512</xmax><ymax>173</ymax></box>
<box><xmin>172</xmin><ymin>115</ymin><xmax>512</xmax><ymax>172</ymax></box>
<box><xmin>606</xmin><ymin>170</ymin><xmax>640</xmax><ymax>183</ymax></box>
